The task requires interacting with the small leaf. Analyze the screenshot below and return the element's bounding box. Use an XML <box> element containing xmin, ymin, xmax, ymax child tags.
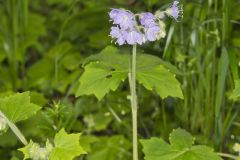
<box><xmin>137</xmin><ymin>65</ymin><xmax>183</xmax><ymax>99</ymax></box>
<box><xmin>0</xmin><ymin>92</ymin><xmax>41</xmax><ymax>123</ymax></box>
<box><xmin>49</xmin><ymin>129</ymin><xmax>86</xmax><ymax>160</ymax></box>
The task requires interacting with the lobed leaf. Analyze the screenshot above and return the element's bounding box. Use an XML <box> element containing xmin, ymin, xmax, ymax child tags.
<box><xmin>169</xmin><ymin>128</ymin><xmax>194</xmax><ymax>150</ymax></box>
<box><xmin>77</xmin><ymin>46</ymin><xmax>183</xmax><ymax>100</ymax></box>
<box><xmin>0</xmin><ymin>92</ymin><xmax>41</xmax><ymax>123</ymax></box>
<box><xmin>76</xmin><ymin>61</ymin><xmax>128</xmax><ymax>100</ymax></box>
<box><xmin>50</xmin><ymin>129</ymin><xmax>86</xmax><ymax>160</ymax></box>
<box><xmin>140</xmin><ymin>128</ymin><xmax>222</xmax><ymax>160</ymax></box>
<box><xmin>137</xmin><ymin>65</ymin><xmax>183</xmax><ymax>99</ymax></box>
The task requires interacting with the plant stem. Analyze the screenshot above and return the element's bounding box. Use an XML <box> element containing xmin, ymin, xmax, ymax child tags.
<box><xmin>130</xmin><ymin>44</ymin><xmax>138</xmax><ymax>160</ymax></box>
<box><xmin>0</xmin><ymin>111</ymin><xmax>28</xmax><ymax>145</ymax></box>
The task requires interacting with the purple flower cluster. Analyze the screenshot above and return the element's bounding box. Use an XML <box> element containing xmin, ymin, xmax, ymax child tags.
<box><xmin>109</xmin><ymin>9</ymin><xmax>145</xmax><ymax>45</ymax></box>
<box><xmin>109</xmin><ymin>1</ymin><xmax>182</xmax><ymax>46</ymax></box>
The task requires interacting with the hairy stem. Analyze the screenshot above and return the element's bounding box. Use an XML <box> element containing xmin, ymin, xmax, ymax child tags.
<box><xmin>0</xmin><ymin>111</ymin><xmax>28</xmax><ymax>145</ymax></box>
<box><xmin>130</xmin><ymin>44</ymin><xmax>138</xmax><ymax>160</ymax></box>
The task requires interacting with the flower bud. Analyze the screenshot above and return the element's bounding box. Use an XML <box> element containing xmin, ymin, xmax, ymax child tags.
<box><xmin>28</xmin><ymin>140</ymin><xmax>53</xmax><ymax>160</ymax></box>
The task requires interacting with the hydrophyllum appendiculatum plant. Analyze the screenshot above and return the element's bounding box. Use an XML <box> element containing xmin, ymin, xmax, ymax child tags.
<box><xmin>76</xmin><ymin>1</ymin><xmax>184</xmax><ymax>160</ymax></box>
<box><xmin>109</xmin><ymin>2</ymin><xmax>183</xmax><ymax>160</ymax></box>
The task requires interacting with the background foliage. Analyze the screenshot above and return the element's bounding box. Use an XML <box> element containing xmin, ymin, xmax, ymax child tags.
<box><xmin>0</xmin><ymin>0</ymin><xmax>240</xmax><ymax>159</ymax></box>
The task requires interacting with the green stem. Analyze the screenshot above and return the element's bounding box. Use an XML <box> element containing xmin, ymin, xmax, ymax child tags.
<box><xmin>130</xmin><ymin>44</ymin><xmax>138</xmax><ymax>160</ymax></box>
<box><xmin>0</xmin><ymin>111</ymin><xmax>28</xmax><ymax>145</ymax></box>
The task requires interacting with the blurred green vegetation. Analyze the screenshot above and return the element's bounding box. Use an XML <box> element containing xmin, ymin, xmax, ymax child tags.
<box><xmin>0</xmin><ymin>0</ymin><xmax>240</xmax><ymax>159</ymax></box>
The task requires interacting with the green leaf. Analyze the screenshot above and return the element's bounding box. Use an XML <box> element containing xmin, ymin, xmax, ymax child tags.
<box><xmin>77</xmin><ymin>46</ymin><xmax>183</xmax><ymax>100</ymax></box>
<box><xmin>169</xmin><ymin>128</ymin><xmax>194</xmax><ymax>150</ymax></box>
<box><xmin>136</xmin><ymin>54</ymin><xmax>183</xmax><ymax>99</ymax></box>
<box><xmin>82</xmin><ymin>45</ymin><xmax>129</xmax><ymax>67</ymax></box>
<box><xmin>49</xmin><ymin>129</ymin><xmax>86</xmax><ymax>160</ymax></box>
<box><xmin>76</xmin><ymin>61</ymin><xmax>128</xmax><ymax>100</ymax></box>
<box><xmin>0</xmin><ymin>92</ymin><xmax>41</xmax><ymax>123</ymax></box>
<box><xmin>140</xmin><ymin>128</ymin><xmax>222</xmax><ymax>160</ymax></box>
<box><xmin>141</xmin><ymin>138</ymin><xmax>179</xmax><ymax>160</ymax></box>
<box><xmin>76</xmin><ymin>46</ymin><xmax>129</xmax><ymax>100</ymax></box>
<box><xmin>79</xmin><ymin>135</ymin><xmax>99</xmax><ymax>152</ymax></box>
<box><xmin>137</xmin><ymin>65</ymin><xmax>183</xmax><ymax>99</ymax></box>
<box><xmin>18</xmin><ymin>140</ymin><xmax>34</xmax><ymax>160</ymax></box>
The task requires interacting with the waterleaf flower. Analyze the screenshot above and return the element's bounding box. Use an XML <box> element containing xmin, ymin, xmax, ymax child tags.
<box><xmin>110</xmin><ymin>26</ymin><xmax>126</xmax><ymax>45</ymax></box>
<box><xmin>166</xmin><ymin>1</ymin><xmax>183</xmax><ymax>21</ymax></box>
<box><xmin>126</xmin><ymin>30</ymin><xmax>145</xmax><ymax>45</ymax></box>
<box><xmin>109</xmin><ymin>9</ymin><xmax>135</xmax><ymax>30</ymax></box>
<box><xmin>145</xmin><ymin>26</ymin><xmax>160</xmax><ymax>41</ymax></box>
<box><xmin>140</xmin><ymin>12</ymin><xmax>157</xmax><ymax>28</ymax></box>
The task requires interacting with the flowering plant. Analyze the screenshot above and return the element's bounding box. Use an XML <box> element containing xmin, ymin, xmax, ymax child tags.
<box><xmin>108</xmin><ymin>1</ymin><xmax>183</xmax><ymax>160</ymax></box>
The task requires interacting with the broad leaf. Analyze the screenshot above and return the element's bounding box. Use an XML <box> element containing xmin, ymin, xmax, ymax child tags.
<box><xmin>140</xmin><ymin>128</ymin><xmax>222</xmax><ymax>160</ymax></box>
<box><xmin>50</xmin><ymin>129</ymin><xmax>86</xmax><ymax>160</ymax></box>
<box><xmin>137</xmin><ymin>65</ymin><xmax>183</xmax><ymax>99</ymax></box>
<box><xmin>141</xmin><ymin>138</ymin><xmax>179</xmax><ymax>160</ymax></box>
<box><xmin>137</xmin><ymin>53</ymin><xmax>182</xmax><ymax>75</ymax></box>
<box><xmin>0</xmin><ymin>92</ymin><xmax>41</xmax><ymax>123</ymax></box>
<box><xmin>76</xmin><ymin>61</ymin><xmax>128</xmax><ymax>100</ymax></box>
<box><xmin>76</xmin><ymin>46</ymin><xmax>129</xmax><ymax>100</ymax></box>
<box><xmin>77</xmin><ymin>46</ymin><xmax>183</xmax><ymax>100</ymax></box>
<box><xmin>82</xmin><ymin>46</ymin><xmax>129</xmax><ymax>67</ymax></box>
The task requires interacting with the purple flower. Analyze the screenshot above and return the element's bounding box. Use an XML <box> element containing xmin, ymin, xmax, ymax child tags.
<box><xmin>140</xmin><ymin>12</ymin><xmax>157</xmax><ymax>28</ymax></box>
<box><xmin>126</xmin><ymin>30</ymin><xmax>145</xmax><ymax>45</ymax></box>
<box><xmin>145</xmin><ymin>26</ymin><xmax>160</xmax><ymax>41</ymax></box>
<box><xmin>110</xmin><ymin>27</ymin><xmax>126</xmax><ymax>45</ymax></box>
<box><xmin>109</xmin><ymin>9</ymin><xmax>135</xmax><ymax>30</ymax></box>
<box><xmin>166</xmin><ymin>1</ymin><xmax>183</xmax><ymax>21</ymax></box>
